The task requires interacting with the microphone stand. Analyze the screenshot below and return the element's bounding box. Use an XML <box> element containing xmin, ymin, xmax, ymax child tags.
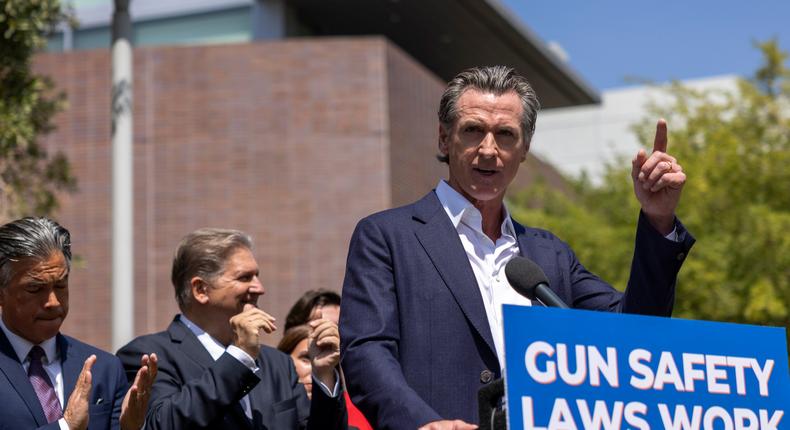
<box><xmin>478</xmin><ymin>378</ymin><xmax>507</xmax><ymax>430</ymax></box>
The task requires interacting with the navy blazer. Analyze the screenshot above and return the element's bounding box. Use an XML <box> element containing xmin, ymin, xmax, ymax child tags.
<box><xmin>116</xmin><ymin>317</ymin><xmax>346</xmax><ymax>430</ymax></box>
<box><xmin>0</xmin><ymin>328</ymin><xmax>128</xmax><ymax>430</ymax></box>
<box><xmin>339</xmin><ymin>191</ymin><xmax>695</xmax><ymax>429</ymax></box>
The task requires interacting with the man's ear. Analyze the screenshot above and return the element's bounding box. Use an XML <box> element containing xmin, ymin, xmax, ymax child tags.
<box><xmin>438</xmin><ymin>123</ymin><xmax>450</xmax><ymax>156</ymax></box>
<box><xmin>190</xmin><ymin>277</ymin><xmax>210</xmax><ymax>305</ymax></box>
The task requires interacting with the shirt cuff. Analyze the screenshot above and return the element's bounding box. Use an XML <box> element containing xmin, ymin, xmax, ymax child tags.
<box><xmin>664</xmin><ymin>226</ymin><xmax>679</xmax><ymax>242</ymax></box>
<box><xmin>226</xmin><ymin>345</ymin><xmax>260</xmax><ymax>372</ymax></box>
<box><xmin>58</xmin><ymin>418</ymin><xmax>69</xmax><ymax>430</ymax></box>
<box><xmin>312</xmin><ymin>368</ymin><xmax>341</xmax><ymax>398</ymax></box>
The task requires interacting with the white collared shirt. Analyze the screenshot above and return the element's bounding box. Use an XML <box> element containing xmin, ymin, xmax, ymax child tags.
<box><xmin>0</xmin><ymin>316</ymin><xmax>69</xmax><ymax>430</ymax></box>
<box><xmin>435</xmin><ymin>180</ymin><xmax>532</xmax><ymax>369</ymax></box>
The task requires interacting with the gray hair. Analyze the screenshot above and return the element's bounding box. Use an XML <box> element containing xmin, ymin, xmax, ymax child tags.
<box><xmin>171</xmin><ymin>228</ymin><xmax>253</xmax><ymax>310</ymax></box>
<box><xmin>437</xmin><ymin>65</ymin><xmax>541</xmax><ymax>163</ymax></box>
<box><xmin>0</xmin><ymin>217</ymin><xmax>72</xmax><ymax>288</ymax></box>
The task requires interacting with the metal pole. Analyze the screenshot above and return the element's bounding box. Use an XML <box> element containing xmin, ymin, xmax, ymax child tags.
<box><xmin>111</xmin><ymin>0</ymin><xmax>134</xmax><ymax>352</ymax></box>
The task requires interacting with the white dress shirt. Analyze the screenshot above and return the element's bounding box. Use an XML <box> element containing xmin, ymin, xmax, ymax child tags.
<box><xmin>435</xmin><ymin>180</ymin><xmax>532</xmax><ymax>369</ymax></box>
<box><xmin>0</xmin><ymin>317</ymin><xmax>70</xmax><ymax>430</ymax></box>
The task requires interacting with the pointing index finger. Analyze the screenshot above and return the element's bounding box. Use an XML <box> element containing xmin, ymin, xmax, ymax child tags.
<box><xmin>653</xmin><ymin>118</ymin><xmax>668</xmax><ymax>153</ymax></box>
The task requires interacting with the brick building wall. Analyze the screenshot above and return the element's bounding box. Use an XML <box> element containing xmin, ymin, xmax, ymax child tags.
<box><xmin>386</xmin><ymin>43</ymin><xmax>448</xmax><ymax>207</ymax></box>
<box><xmin>33</xmin><ymin>37</ymin><xmax>421</xmax><ymax>350</ymax></box>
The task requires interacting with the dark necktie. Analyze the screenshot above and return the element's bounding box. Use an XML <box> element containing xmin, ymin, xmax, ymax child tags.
<box><xmin>27</xmin><ymin>345</ymin><xmax>63</xmax><ymax>423</ymax></box>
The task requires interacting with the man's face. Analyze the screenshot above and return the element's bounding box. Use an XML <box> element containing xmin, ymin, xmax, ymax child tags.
<box><xmin>202</xmin><ymin>247</ymin><xmax>265</xmax><ymax>319</ymax></box>
<box><xmin>439</xmin><ymin>89</ymin><xmax>527</xmax><ymax>204</ymax></box>
<box><xmin>0</xmin><ymin>252</ymin><xmax>69</xmax><ymax>344</ymax></box>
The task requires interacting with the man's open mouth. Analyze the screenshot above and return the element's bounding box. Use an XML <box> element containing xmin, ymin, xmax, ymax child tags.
<box><xmin>474</xmin><ymin>168</ymin><xmax>498</xmax><ymax>176</ymax></box>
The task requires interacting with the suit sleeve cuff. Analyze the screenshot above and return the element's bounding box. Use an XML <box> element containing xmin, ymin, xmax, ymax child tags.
<box><xmin>226</xmin><ymin>345</ymin><xmax>259</xmax><ymax>372</ymax></box>
<box><xmin>312</xmin><ymin>369</ymin><xmax>341</xmax><ymax>398</ymax></box>
<box><xmin>637</xmin><ymin>211</ymin><xmax>695</xmax><ymax>260</ymax></box>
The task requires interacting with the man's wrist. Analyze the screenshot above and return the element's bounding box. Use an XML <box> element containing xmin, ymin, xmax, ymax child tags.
<box><xmin>314</xmin><ymin>367</ymin><xmax>336</xmax><ymax>385</ymax></box>
<box><xmin>643</xmin><ymin>211</ymin><xmax>675</xmax><ymax>236</ymax></box>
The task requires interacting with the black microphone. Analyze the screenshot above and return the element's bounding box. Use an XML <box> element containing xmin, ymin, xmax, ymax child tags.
<box><xmin>504</xmin><ymin>257</ymin><xmax>570</xmax><ymax>309</ymax></box>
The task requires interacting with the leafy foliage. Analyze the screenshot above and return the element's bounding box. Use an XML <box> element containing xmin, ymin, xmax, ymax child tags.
<box><xmin>510</xmin><ymin>40</ymin><xmax>790</xmax><ymax>333</ymax></box>
<box><xmin>0</xmin><ymin>0</ymin><xmax>75</xmax><ymax>220</ymax></box>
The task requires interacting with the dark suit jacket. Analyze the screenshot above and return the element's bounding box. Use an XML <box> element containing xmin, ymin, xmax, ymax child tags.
<box><xmin>116</xmin><ymin>317</ymin><xmax>346</xmax><ymax>430</ymax></box>
<box><xmin>0</xmin><ymin>328</ymin><xmax>128</xmax><ymax>430</ymax></box>
<box><xmin>339</xmin><ymin>191</ymin><xmax>695</xmax><ymax>429</ymax></box>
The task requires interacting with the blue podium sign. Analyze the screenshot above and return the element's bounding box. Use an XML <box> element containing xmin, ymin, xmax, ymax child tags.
<box><xmin>503</xmin><ymin>305</ymin><xmax>789</xmax><ymax>430</ymax></box>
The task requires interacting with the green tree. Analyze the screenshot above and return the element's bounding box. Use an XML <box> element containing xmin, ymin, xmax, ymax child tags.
<box><xmin>510</xmin><ymin>40</ymin><xmax>790</xmax><ymax>332</ymax></box>
<box><xmin>0</xmin><ymin>0</ymin><xmax>75</xmax><ymax>221</ymax></box>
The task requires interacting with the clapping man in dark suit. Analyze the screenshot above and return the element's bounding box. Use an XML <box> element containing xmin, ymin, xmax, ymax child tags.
<box><xmin>117</xmin><ymin>228</ymin><xmax>346</xmax><ymax>429</ymax></box>
<box><xmin>339</xmin><ymin>66</ymin><xmax>696</xmax><ymax>429</ymax></box>
<box><xmin>0</xmin><ymin>217</ymin><xmax>157</xmax><ymax>430</ymax></box>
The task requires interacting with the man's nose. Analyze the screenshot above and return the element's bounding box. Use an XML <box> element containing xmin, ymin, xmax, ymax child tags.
<box><xmin>43</xmin><ymin>289</ymin><xmax>61</xmax><ymax>308</ymax></box>
<box><xmin>249</xmin><ymin>277</ymin><xmax>265</xmax><ymax>295</ymax></box>
<box><xmin>478</xmin><ymin>133</ymin><xmax>498</xmax><ymax>157</ymax></box>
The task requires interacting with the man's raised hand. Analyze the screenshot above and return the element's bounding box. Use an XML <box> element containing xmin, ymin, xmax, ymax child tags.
<box><xmin>120</xmin><ymin>353</ymin><xmax>158</xmax><ymax>430</ymax></box>
<box><xmin>308</xmin><ymin>318</ymin><xmax>340</xmax><ymax>389</ymax></box>
<box><xmin>631</xmin><ymin>119</ymin><xmax>687</xmax><ymax>234</ymax></box>
<box><xmin>63</xmin><ymin>355</ymin><xmax>96</xmax><ymax>430</ymax></box>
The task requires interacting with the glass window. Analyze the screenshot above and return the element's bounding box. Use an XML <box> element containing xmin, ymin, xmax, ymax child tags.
<box><xmin>74</xmin><ymin>26</ymin><xmax>111</xmax><ymax>50</ymax></box>
<box><xmin>72</xmin><ymin>0</ymin><xmax>110</xmax><ymax>7</ymax></box>
<box><xmin>135</xmin><ymin>7</ymin><xmax>251</xmax><ymax>47</ymax></box>
<box><xmin>46</xmin><ymin>6</ymin><xmax>252</xmax><ymax>51</ymax></box>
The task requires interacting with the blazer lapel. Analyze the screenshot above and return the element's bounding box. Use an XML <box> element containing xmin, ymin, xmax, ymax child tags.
<box><xmin>513</xmin><ymin>219</ymin><xmax>560</xmax><ymax>300</ymax></box>
<box><xmin>167</xmin><ymin>317</ymin><xmax>215</xmax><ymax>369</ymax></box>
<box><xmin>412</xmin><ymin>192</ymin><xmax>497</xmax><ymax>358</ymax></box>
<box><xmin>0</xmin><ymin>328</ymin><xmax>49</xmax><ymax>426</ymax></box>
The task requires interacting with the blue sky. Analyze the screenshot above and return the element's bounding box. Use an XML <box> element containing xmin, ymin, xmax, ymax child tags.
<box><xmin>503</xmin><ymin>1</ymin><xmax>790</xmax><ymax>90</ymax></box>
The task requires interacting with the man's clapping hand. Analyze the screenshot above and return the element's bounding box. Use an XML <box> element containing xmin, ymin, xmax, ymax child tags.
<box><xmin>120</xmin><ymin>353</ymin><xmax>158</xmax><ymax>430</ymax></box>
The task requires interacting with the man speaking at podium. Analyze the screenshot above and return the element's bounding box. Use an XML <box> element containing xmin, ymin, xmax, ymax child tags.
<box><xmin>339</xmin><ymin>66</ymin><xmax>695</xmax><ymax>429</ymax></box>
